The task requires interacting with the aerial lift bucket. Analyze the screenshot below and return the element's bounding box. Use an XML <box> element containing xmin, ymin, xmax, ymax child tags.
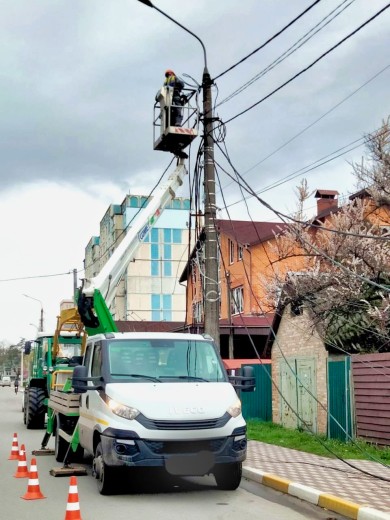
<box><xmin>153</xmin><ymin>86</ymin><xmax>198</xmax><ymax>155</ymax></box>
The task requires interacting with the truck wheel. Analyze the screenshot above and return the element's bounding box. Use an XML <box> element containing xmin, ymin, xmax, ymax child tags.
<box><xmin>23</xmin><ymin>391</ymin><xmax>28</xmax><ymax>425</ymax></box>
<box><xmin>26</xmin><ymin>387</ymin><xmax>46</xmax><ymax>429</ymax></box>
<box><xmin>93</xmin><ymin>442</ymin><xmax>115</xmax><ymax>495</ymax></box>
<box><xmin>214</xmin><ymin>462</ymin><xmax>242</xmax><ymax>490</ymax></box>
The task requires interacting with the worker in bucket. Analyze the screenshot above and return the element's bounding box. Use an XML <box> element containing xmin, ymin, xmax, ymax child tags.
<box><xmin>164</xmin><ymin>69</ymin><xmax>185</xmax><ymax>126</ymax></box>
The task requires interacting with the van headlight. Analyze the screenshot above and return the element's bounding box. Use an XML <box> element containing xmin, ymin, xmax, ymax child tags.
<box><xmin>227</xmin><ymin>399</ymin><xmax>242</xmax><ymax>418</ymax></box>
<box><xmin>107</xmin><ymin>397</ymin><xmax>140</xmax><ymax>420</ymax></box>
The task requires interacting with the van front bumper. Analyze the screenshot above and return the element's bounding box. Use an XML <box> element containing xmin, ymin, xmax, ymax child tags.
<box><xmin>99</xmin><ymin>426</ymin><xmax>247</xmax><ymax>475</ymax></box>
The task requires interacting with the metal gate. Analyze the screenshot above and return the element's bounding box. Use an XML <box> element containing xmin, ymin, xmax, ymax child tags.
<box><xmin>241</xmin><ymin>364</ymin><xmax>272</xmax><ymax>421</ymax></box>
<box><xmin>327</xmin><ymin>357</ymin><xmax>353</xmax><ymax>441</ymax></box>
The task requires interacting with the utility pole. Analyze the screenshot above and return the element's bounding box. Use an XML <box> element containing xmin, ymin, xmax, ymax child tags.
<box><xmin>73</xmin><ymin>268</ymin><xmax>78</xmax><ymax>300</ymax></box>
<box><xmin>138</xmin><ymin>0</ymin><xmax>220</xmax><ymax>350</ymax></box>
<box><xmin>23</xmin><ymin>293</ymin><xmax>44</xmax><ymax>332</ymax></box>
<box><xmin>202</xmin><ymin>70</ymin><xmax>220</xmax><ymax>350</ymax></box>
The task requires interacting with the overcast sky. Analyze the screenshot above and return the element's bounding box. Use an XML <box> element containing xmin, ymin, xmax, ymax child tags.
<box><xmin>1</xmin><ymin>0</ymin><xmax>389</xmax><ymax>345</ymax></box>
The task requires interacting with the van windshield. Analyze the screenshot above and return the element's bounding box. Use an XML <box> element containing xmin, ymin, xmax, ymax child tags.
<box><xmin>107</xmin><ymin>339</ymin><xmax>227</xmax><ymax>383</ymax></box>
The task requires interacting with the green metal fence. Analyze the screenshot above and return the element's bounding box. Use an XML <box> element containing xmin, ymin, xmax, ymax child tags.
<box><xmin>327</xmin><ymin>357</ymin><xmax>354</xmax><ymax>441</ymax></box>
<box><xmin>241</xmin><ymin>364</ymin><xmax>272</xmax><ymax>421</ymax></box>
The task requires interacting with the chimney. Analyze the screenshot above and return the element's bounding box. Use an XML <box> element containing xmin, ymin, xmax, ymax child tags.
<box><xmin>315</xmin><ymin>190</ymin><xmax>339</xmax><ymax>216</ymax></box>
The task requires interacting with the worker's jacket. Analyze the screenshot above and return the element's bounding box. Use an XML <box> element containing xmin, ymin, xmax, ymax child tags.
<box><xmin>164</xmin><ymin>75</ymin><xmax>184</xmax><ymax>104</ymax></box>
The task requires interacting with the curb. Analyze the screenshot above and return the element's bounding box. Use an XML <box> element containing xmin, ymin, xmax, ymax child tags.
<box><xmin>242</xmin><ymin>467</ymin><xmax>390</xmax><ymax>520</ymax></box>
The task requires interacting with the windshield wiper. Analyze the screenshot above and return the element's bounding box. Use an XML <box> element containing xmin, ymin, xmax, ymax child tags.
<box><xmin>173</xmin><ymin>375</ymin><xmax>209</xmax><ymax>382</ymax></box>
<box><xmin>112</xmin><ymin>373</ymin><xmax>161</xmax><ymax>382</ymax></box>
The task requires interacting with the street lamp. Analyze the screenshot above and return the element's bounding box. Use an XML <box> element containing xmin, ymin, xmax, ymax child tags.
<box><xmin>23</xmin><ymin>294</ymin><xmax>44</xmax><ymax>332</ymax></box>
<box><xmin>138</xmin><ymin>0</ymin><xmax>220</xmax><ymax>349</ymax></box>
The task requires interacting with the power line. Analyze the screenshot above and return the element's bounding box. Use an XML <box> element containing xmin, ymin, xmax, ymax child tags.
<box><xmin>218</xmin><ymin>62</ymin><xmax>390</xmax><ymax>194</ymax></box>
<box><xmin>224</xmin><ymin>138</ymin><xmax>365</xmax><ymax>209</ymax></box>
<box><xmin>212</xmin><ymin>166</ymin><xmax>390</xmax><ymax>475</ymax></box>
<box><xmin>214</xmin><ymin>140</ymin><xmax>390</xmax><ymax>293</ymax></box>
<box><xmin>212</xmin><ymin>0</ymin><xmax>323</xmax><ymax>81</ymax></box>
<box><xmin>0</xmin><ymin>271</ymin><xmax>73</xmax><ymax>283</ymax></box>
<box><xmin>223</xmin><ymin>4</ymin><xmax>390</xmax><ymax>125</ymax></box>
<box><xmin>217</xmin><ymin>0</ymin><xmax>355</xmax><ymax>107</ymax></box>
<box><xmin>213</xmin><ymin>143</ymin><xmax>390</xmax><ymax>472</ymax></box>
<box><xmin>83</xmin><ymin>157</ymin><xmax>175</xmax><ymax>274</ymax></box>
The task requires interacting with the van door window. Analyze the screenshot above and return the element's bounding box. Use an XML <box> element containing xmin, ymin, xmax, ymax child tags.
<box><xmin>91</xmin><ymin>343</ymin><xmax>103</xmax><ymax>378</ymax></box>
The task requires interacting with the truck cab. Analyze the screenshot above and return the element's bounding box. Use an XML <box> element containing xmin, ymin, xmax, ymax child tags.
<box><xmin>72</xmin><ymin>331</ymin><xmax>254</xmax><ymax>494</ymax></box>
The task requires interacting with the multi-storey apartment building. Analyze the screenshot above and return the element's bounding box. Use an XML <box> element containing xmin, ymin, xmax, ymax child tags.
<box><xmin>84</xmin><ymin>193</ymin><xmax>191</xmax><ymax>324</ymax></box>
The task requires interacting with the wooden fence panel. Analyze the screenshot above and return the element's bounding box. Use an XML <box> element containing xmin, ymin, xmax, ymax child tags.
<box><xmin>351</xmin><ymin>353</ymin><xmax>390</xmax><ymax>446</ymax></box>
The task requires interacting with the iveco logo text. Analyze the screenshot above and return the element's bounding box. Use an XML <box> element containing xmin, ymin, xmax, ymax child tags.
<box><xmin>169</xmin><ymin>407</ymin><xmax>205</xmax><ymax>415</ymax></box>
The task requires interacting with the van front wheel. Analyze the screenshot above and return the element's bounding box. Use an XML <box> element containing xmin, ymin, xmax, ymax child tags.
<box><xmin>214</xmin><ymin>462</ymin><xmax>242</xmax><ymax>490</ymax></box>
<box><xmin>93</xmin><ymin>443</ymin><xmax>115</xmax><ymax>495</ymax></box>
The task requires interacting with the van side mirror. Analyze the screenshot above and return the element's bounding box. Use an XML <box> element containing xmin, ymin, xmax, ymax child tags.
<box><xmin>228</xmin><ymin>365</ymin><xmax>256</xmax><ymax>392</ymax></box>
<box><xmin>72</xmin><ymin>365</ymin><xmax>88</xmax><ymax>393</ymax></box>
<box><xmin>71</xmin><ymin>365</ymin><xmax>104</xmax><ymax>393</ymax></box>
<box><xmin>24</xmin><ymin>341</ymin><xmax>32</xmax><ymax>355</ymax></box>
<box><xmin>241</xmin><ymin>365</ymin><xmax>256</xmax><ymax>392</ymax></box>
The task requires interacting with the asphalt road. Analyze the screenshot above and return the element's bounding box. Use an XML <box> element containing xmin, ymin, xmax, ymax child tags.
<box><xmin>0</xmin><ymin>388</ymin><xmax>345</xmax><ymax>519</ymax></box>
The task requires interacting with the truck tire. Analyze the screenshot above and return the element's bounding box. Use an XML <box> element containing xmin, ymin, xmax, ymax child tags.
<box><xmin>214</xmin><ymin>462</ymin><xmax>242</xmax><ymax>490</ymax></box>
<box><xmin>93</xmin><ymin>442</ymin><xmax>115</xmax><ymax>495</ymax></box>
<box><xmin>26</xmin><ymin>387</ymin><xmax>46</xmax><ymax>429</ymax></box>
<box><xmin>23</xmin><ymin>391</ymin><xmax>28</xmax><ymax>425</ymax></box>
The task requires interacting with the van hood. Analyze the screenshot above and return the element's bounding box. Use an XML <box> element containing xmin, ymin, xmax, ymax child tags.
<box><xmin>105</xmin><ymin>382</ymin><xmax>238</xmax><ymax>420</ymax></box>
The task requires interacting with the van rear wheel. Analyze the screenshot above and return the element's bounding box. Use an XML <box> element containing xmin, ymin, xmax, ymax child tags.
<box><xmin>214</xmin><ymin>462</ymin><xmax>242</xmax><ymax>490</ymax></box>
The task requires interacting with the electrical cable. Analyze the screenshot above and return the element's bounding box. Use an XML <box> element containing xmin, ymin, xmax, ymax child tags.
<box><xmin>83</xmin><ymin>157</ymin><xmax>175</xmax><ymax>275</ymax></box>
<box><xmin>222</xmin><ymin>4</ymin><xmax>390</xmax><ymax>125</ymax></box>
<box><xmin>213</xmin><ymin>148</ymin><xmax>390</xmax><ymax>473</ymax></box>
<box><xmin>0</xmin><ymin>270</ymin><xmax>74</xmax><ymax>282</ymax></box>
<box><xmin>217</xmin><ymin>0</ymin><xmax>355</xmax><ymax>107</ymax></box>
<box><xmin>213</xmin><ymin>166</ymin><xmax>390</xmax><ymax>476</ymax></box>
<box><xmin>218</xmin><ymin>63</ymin><xmax>390</xmax><ymax>195</ymax></box>
<box><xmin>214</xmin><ymin>141</ymin><xmax>390</xmax><ymax>293</ymax></box>
<box><xmin>212</xmin><ymin>0</ymin><xmax>323</xmax><ymax>81</ymax></box>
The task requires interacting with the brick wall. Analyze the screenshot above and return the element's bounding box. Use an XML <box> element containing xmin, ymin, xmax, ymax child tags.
<box><xmin>272</xmin><ymin>305</ymin><xmax>329</xmax><ymax>434</ymax></box>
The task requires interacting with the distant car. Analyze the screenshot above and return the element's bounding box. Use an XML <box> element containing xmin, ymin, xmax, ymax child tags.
<box><xmin>0</xmin><ymin>376</ymin><xmax>11</xmax><ymax>387</ymax></box>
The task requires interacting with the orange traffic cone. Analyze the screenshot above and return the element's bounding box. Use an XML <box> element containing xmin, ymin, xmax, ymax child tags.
<box><xmin>64</xmin><ymin>476</ymin><xmax>82</xmax><ymax>520</ymax></box>
<box><xmin>21</xmin><ymin>457</ymin><xmax>46</xmax><ymax>500</ymax></box>
<box><xmin>14</xmin><ymin>444</ymin><xmax>29</xmax><ymax>478</ymax></box>
<box><xmin>8</xmin><ymin>432</ymin><xmax>19</xmax><ymax>460</ymax></box>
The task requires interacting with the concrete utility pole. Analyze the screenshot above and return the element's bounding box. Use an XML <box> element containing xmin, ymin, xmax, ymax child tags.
<box><xmin>202</xmin><ymin>69</ymin><xmax>220</xmax><ymax>350</ymax></box>
<box><xmin>138</xmin><ymin>0</ymin><xmax>220</xmax><ymax>350</ymax></box>
<box><xmin>73</xmin><ymin>268</ymin><xmax>78</xmax><ymax>301</ymax></box>
<box><xmin>23</xmin><ymin>293</ymin><xmax>44</xmax><ymax>332</ymax></box>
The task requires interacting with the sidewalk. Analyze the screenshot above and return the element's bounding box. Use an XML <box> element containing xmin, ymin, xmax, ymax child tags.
<box><xmin>244</xmin><ymin>440</ymin><xmax>390</xmax><ymax>520</ymax></box>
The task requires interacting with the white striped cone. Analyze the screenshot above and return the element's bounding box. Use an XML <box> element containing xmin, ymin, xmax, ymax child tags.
<box><xmin>14</xmin><ymin>444</ymin><xmax>29</xmax><ymax>478</ymax></box>
<box><xmin>64</xmin><ymin>476</ymin><xmax>82</xmax><ymax>520</ymax></box>
<box><xmin>21</xmin><ymin>457</ymin><xmax>46</xmax><ymax>500</ymax></box>
<box><xmin>8</xmin><ymin>432</ymin><xmax>19</xmax><ymax>460</ymax></box>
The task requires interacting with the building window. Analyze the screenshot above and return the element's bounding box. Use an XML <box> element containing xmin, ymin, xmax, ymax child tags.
<box><xmin>152</xmin><ymin>294</ymin><xmax>172</xmax><ymax>321</ymax></box>
<box><xmin>173</xmin><ymin>229</ymin><xmax>182</xmax><ymax>243</ymax></box>
<box><xmin>231</xmin><ymin>286</ymin><xmax>244</xmax><ymax>315</ymax></box>
<box><xmin>229</xmin><ymin>239</ymin><xmax>235</xmax><ymax>264</ymax></box>
<box><xmin>193</xmin><ymin>301</ymin><xmax>203</xmax><ymax>323</ymax></box>
<box><xmin>238</xmin><ymin>244</ymin><xmax>243</xmax><ymax>261</ymax></box>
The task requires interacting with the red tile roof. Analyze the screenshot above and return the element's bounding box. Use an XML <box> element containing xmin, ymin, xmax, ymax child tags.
<box><xmin>216</xmin><ymin>219</ymin><xmax>288</xmax><ymax>246</ymax></box>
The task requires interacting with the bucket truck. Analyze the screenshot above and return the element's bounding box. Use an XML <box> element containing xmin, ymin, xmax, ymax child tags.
<box><xmin>33</xmin><ymin>127</ymin><xmax>255</xmax><ymax>495</ymax></box>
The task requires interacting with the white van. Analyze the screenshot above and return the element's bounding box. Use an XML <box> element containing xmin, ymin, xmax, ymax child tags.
<box><xmin>55</xmin><ymin>332</ymin><xmax>255</xmax><ymax>495</ymax></box>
